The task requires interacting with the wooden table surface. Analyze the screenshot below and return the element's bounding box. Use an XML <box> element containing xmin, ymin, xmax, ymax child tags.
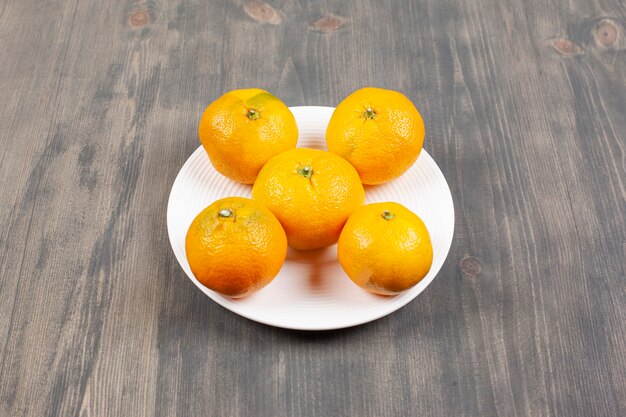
<box><xmin>1</xmin><ymin>0</ymin><xmax>625</xmax><ymax>416</ymax></box>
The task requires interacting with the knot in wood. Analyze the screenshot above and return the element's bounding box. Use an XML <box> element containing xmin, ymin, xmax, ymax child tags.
<box><xmin>550</xmin><ymin>38</ymin><xmax>584</xmax><ymax>57</ymax></box>
<box><xmin>243</xmin><ymin>1</ymin><xmax>283</xmax><ymax>25</ymax></box>
<box><xmin>311</xmin><ymin>15</ymin><xmax>346</xmax><ymax>33</ymax></box>
<box><xmin>593</xmin><ymin>19</ymin><xmax>619</xmax><ymax>48</ymax></box>
<box><xmin>129</xmin><ymin>10</ymin><xmax>149</xmax><ymax>27</ymax></box>
<box><xmin>460</xmin><ymin>256</ymin><xmax>481</xmax><ymax>276</ymax></box>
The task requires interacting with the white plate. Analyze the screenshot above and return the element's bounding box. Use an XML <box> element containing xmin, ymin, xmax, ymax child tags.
<box><xmin>167</xmin><ymin>106</ymin><xmax>454</xmax><ymax>330</ymax></box>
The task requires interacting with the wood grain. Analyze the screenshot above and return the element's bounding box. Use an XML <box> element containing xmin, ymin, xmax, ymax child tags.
<box><xmin>0</xmin><ymin>0</ymin><xmax>624</xmax><ymax>416</ymax></box>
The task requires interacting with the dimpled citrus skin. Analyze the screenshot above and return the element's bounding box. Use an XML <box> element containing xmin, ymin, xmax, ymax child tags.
<box><xmin>198</xmin><ymin>89</ymin><xmax>298</xmax><ymax>184</ymax></box>
<box><xmin>252</xmin><ymin>148</ymin><xmax>365</xmax><ymax>250</ymax></box>
<box><xmin>326</xmin><ymin>87</ymin><xmax>425</xmax><ymax>185</ymax></box>
<box><xmin>185</xmin><ymin>197</ymin><xmax>287</xmax><ymax>297</ymax></box>
<box><xmin>337</xmin><ymin>202</ymin><xmax>433</xmax><ymax>295</ymax></box>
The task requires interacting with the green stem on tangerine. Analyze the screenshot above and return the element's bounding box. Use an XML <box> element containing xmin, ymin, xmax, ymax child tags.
<box><xmin>381</xmin><ymin>210</ymin><xmax>394</xmax><ymax>220</ymax></box>
<box><xmin>363</xmin><ymin>107</ymin><xmax>376</xmax><ymax>120</ymax></box>
<box><xmin>247</xmin><ymin>109</ymin><xmax>260</xmax><ymax>120</ymax></box>
<box><xmin>297</xmin><ymin>165</ymin><xmax>313</xmax><ymax>179</ymax></box>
